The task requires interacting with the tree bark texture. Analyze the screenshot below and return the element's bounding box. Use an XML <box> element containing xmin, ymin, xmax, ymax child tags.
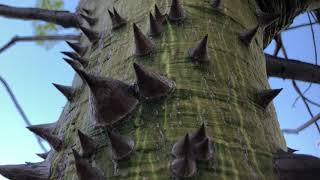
<box><xmin>45</xmin><ymin>0</ymin><xmax>289</xmax><ymax>179</ymax></box>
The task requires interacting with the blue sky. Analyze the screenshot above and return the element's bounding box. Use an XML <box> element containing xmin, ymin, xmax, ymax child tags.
<box><xmin>0</xmin><ymin>1</ymin><xmax>79</xmax><ymax>179</ymax></box>
<box><xmin>266</xmin><ymin>14</ymin><xmax>320</xmax><ymax>157</ymax></box>
<box><xmin>0</xmin><ymin>1</ymin><xmax>319</xmax><ymax>179</ymax></box>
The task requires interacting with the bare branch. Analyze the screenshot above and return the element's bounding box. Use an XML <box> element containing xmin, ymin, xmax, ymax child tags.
<box><xmin>292</xmin><ymin>81</ymin><xmax>315</xmax><ymax>117</ymax></box>
<box><xmin>291</xmin><ymin>13</ymin><xmax>320</xmax><ymax>105</ymax></box>
<box><xmin>307</xmin><ymin>0</ymin><xmax>320</xmax><ymax>11</ymax></box>
<box><xmin>273</xmin><ymin>35</ymin><xmax>320</xmax><ymax>134</ymax></box>
<box><xmin>0</xmin><ymin>75</ymin><xmax>47</xmax><ymax>152</ymax></box>
<box><xmin>0</xmin><ymin>34</ymin><xmax>80</xmax><ymax>54</ymax></box>
<box><xmin>273</xmin><ymin>35</ymin><xmax>282</xmax><ymax>56</ymax></box>
<box><xmin>307</xmin><ymin>12</ymin><xmax>318</xmax><ymax>65</ymax></box>
<box><xmin>282</xmin><ymin>112</ymin><xmax>320</xmax><ymax>134</ymax></box>
<box><xmin>292</xmin><ymin>84</ymin><xmax>320</xmax><ymax>108</ymax></box>
<box><xmin>0</xmin><ymin>4</ymin><xmax>82</xmax><ymax>28</ymax></box>
<box><xmin>265</xmin><ymin>53</ymin><xmax>320</xmax><ymax>84</ymax></box>
<box><xmin>285</xmin><ymin>21</ymin><xmax>319</xmax><ymax>31</ymax></box>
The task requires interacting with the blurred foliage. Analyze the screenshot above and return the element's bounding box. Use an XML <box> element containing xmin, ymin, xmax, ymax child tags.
<box><xmin>38</xmin><ymin>0</ymin><xmax>64</xmax><ymax>10</ymax></box>
<box><xmin>32</xmin><ymin>0</ymin><xmax>65</xmax><ymax>48</ymax></box>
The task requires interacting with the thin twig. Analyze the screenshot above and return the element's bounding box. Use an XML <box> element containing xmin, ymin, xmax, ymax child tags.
<box><xmin>292</xmin><ymin>91</ymin><xmax>320</xmax><ymax>108</ymax></box>
<box><xmin>0</xmin><ymin>75</ymin><xmax>47</xmax><ymax>152</ymax></box>
<box><xmin>274</xmin><ymin>33</ymin><xmax>320</xmax><ymax>134</ymax></box>
<box><xmin>282</xmin><ymin>112</ymin><xmax>320</xmax><ymax>134</ymax></box>
<box><xmin>0</xmin><ymin>34</ymin><xmax>80</xmax><ymax>54</ymax></box>
<box><xmin>273</xmin><ymin>35</ymin><xmax>282</xmax><ymax>56</ymax></box>
<box><xmin>292</xmin><ymin>82</ymin><xmax>313</xmax><ymax>107</ymax></box>
<box><xmin>292</xmin><ymin>12</ymin><xmax>319</xmax><ymax>105</ymax></box>
<box><xmin>284</xmin><ymin>21</ymin><xmax>319</xmax><ymax>31</ymax></box>
<box><xmin>292</xmin><ymin>12</ymin><xmax>320</xmax><ymax>107</ymax></box>
<box><xmin>311</xmin><ymin>11</ymin><xmax>318</xmax><ymax>22</ymax></box>
<box><xmin>292</xmin><ymin>80</ymin><xmax>320</xmax><ymax>133</ymax></box>
<box><xmin>307</xmin><ymin>12</ymin><xmax>318</xmax><ymax>65</ymax></box>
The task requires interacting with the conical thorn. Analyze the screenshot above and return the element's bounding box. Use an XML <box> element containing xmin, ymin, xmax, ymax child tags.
<box><xmin>69</xmin><ymin>68</ymin><xmax>95</xmax><ymax>86</ymax></box>
<box><xmin>287</xmin><ymin>147</ymin><xmax>298</xmax><ymax>154</ymax></box>
<box><xmin>27</xmin><ymin>122</ymin><xmax>56</xmax><ymax>133</ymax></box>
<box><xmin>66</xmin><ymin>41</ymin><xmax>88</xmax><ymax>57</ymax></box>
<box><xmin>27</xmin><ymin>123</ymin><xmax>62</xmax><ymax>151</ymax></box>
<box><xmin>133</xmin><ymin>23</ymin><xmax>155</xmax><ymax>56</ymax></box>
<box><xmin>62</xmin><ymin>51</ymin><xmax>88</xmax><ymax>67</ymax></box>
<box><xmin>80</xmin><ymin>13</ymin><xmax>98</xmax><ymax>26</ymax></box>
<box><xmin>77</xmin><ymin>130</ymin><xmax>97</xmax><ymax>157</ymax></box>
<box><xmin>171</xmin><ymin>134</ymin><xmax>194</xmax><ymax>158</ymax></box>
<box><xmin>168</xmin><ymin>0</ymin><xmax>186</xmax><ymax>22</ymax></box>
<box><xmin>76</xmin><ymin>71</ymin><xmax>138</xmax><ymax>126</ymax></box>
<box><xmin>188</xmin><ymin>35</ymin><xmax>209</xmax><ymax>62</ymax></box>
<box><xmin>53</xmin><ymin>83</ymin><xmax>75</xmax><ymax>102</ymax></box>
<box><xmin>275</xmin><ymin>147</ymin><xmax>298</xmax><ymax>156</ymax></box>
<box><xmin>82</xmin><ymin>8</ymin><xmax>92</xmax><ymax>15</ymax></box>
<box><xmin>36</xmin><ymin>151</ymin><xmax>50</xmax><ymax>159</ymax></box>
<box><xmin>210</xmin><ymin>0</ymin><xmax>221</xmax><ymax>9</ymax></box>
<box><xmin>63</xmin><ymin>58</ymin><xmax>84</xmax><ymax>73</ymax></box>
<box><xmin>80</xmin><ymin>26</ymin><xmax>100</xmax><ymax>43</ymax></box>
<box><xmin>171</xmin><ymin>156</ymin><xmax>197</xmax><ymax>178</ymax></box>
<box><xmin>149</xmin><ymin>12</ymin><xmax>164</xmax><ymax>36</ymax></box>
<box><xmin>239</xmin><ymin>25</ymin><xmax>259</xmax><ymax>46</ymax></box>
<box><xmin>109</xmin><ymin>8</ymin><xmax>127</xmax><ymax>30</ymax></box>
<box><xmin>194</xmin><ymin>138</ymin><xmax>213</xmax><ymax>161</ymax></box>
<box><xmin>190</xmin><ymin>123</ymin><xmax>207</xmax><ymax>144</ymax></box>
<box><xmin>133</xmin><ymin>63</ymin><xmax>174</xmax><ymax>100</ymax></box>
<box><xmin>108</xmin><ymin>9</ymin><xmax>114</xmax><ymax>18</ymax></box>
<box><xmin>0</xmin><ymin>162</ymin><xmax>50</xmax><ymax>180</ymax></box>
<box><xmin>257</xmin><ymin>88</ymin><xmax>282</xmax><ymax>108</ymax></box>
<box><xmin>107</xmin><ymin>129</ymin><xmax>135</xmax><ymax>160</ymax></box>
<box><xmin>154</xmin><ymin>4</ymin><xmax>167</xmax><ymax>24</ymax></box>
<box><xmin>72</xmin><ymin>149</ymin><xmax>105</xmax><ymax>180</ymax></box>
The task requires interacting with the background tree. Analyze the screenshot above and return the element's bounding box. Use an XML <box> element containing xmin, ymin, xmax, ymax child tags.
<box><xmin>0</xmin><ymin>0</ymin><xmax>320</xmax><ymax>179</ymax></box>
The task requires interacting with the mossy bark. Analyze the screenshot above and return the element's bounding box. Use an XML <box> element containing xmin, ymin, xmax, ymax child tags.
<box><xmin>50</xmin><ymin>0</ymin><xmax>287</xmax><ymax>179</ymax></box>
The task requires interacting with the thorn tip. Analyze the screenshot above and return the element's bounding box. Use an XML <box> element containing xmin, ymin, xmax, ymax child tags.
<box><xmin>133</xmin><ymin>63</ymin><xmax>174</xmax><ymax>100</ymax></box>
<box><xmin>109</xmin><ymin>8</ymin><xmax>127</xmax><ymax>29</ymax></box>
<box><xmin>257</xmin><ymin>88</ymin><xmax>282</xmax><ymax>108</ymax></box>
<box><xmin>133</xmin><ymin>24</ymin><xmax>155</xmax><ymax>56</ymax></box>
<box><xmin>79</xmin><ymin>26</ymin><xmax>100</xmax><ymax>43</ymax></box>
<box><xmin>107</xmin><ymin>129</ymin><xmax>135</xmax><ymax>160</ymax></box>
<box><xmin>148</xmin><ymin>12</ymin><xmax>164</xmax><ymax>36</ymax></box>
<box><xmin>239</xmin><ymin>25</ymin><xmax>259</xmax><ymax>46</ymax></box>
<box><xmin>168</xmin><ymin>0</ymin><xmax>186</xmax><ymax>22</ymax></box>
<box><xmin>188</xmin><ymin>35</ymin><xmax>209</xmax><ymax>62</ymax></box>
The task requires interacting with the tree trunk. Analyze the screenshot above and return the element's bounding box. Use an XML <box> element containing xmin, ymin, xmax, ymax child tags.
<box><xmin>33</xmin><ymin>0</ymin><xmax>293</xmax><ymax>179</ymax></box>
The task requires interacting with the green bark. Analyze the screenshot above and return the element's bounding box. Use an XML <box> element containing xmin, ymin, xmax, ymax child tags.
<box><xmin>50</xmin><ymin>0</ymin><xmax>289</xmax><ymax>179</ymax></box>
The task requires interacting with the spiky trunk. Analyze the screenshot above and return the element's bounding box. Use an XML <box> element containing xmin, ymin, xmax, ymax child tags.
<box><xmin>5</xmin><ymin>0</ymin><xmax>320</xmax><ymax>180</ymax></box>
<box><xmin>53</xmin><ymin>0</ymin><xmax>286</xmax><ymax>179</ymax></box>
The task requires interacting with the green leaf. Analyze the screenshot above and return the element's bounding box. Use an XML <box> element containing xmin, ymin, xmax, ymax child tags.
<box><xmin>32</xmin><ymin>0</ymin><xmax>65</xmax><ymax>48</ymax></box>
<box><xmin>33</xmin><ymin>0</ymin><xmax>64</xmax><ymax>36</ymax></box>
